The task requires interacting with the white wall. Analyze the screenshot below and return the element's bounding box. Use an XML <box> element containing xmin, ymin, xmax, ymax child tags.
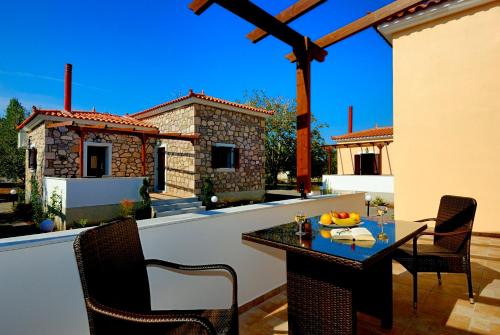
<box><xmin>323</xmin><ymin>175</ymin><xmax>394</xmax><ymax>194</ymax></box>
<box><xmin>44</xmin><ymin>177</ymin><xmax>144</xmax><ymax>209</ymax></box>
<box><xmin>0</xmin><ymin>193</ymin><xmax>364</xmax><ymax>335</ymax></box>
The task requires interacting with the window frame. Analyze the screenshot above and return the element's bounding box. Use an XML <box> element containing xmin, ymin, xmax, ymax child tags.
<box><xmin>83</xmin><ymin>142</ymin><xmax>112</xmax><ymax>177</ymax></box>
<box><xmin>212</xmin><ymin>143</ymin><xmax>239</xmax><ymax>171</ymax></box>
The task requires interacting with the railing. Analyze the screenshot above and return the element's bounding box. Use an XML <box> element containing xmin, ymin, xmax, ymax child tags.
<box><xmin>0</xmin><ymin>193</ymin><xmax>364</xmax><ymax>335</ymax></box>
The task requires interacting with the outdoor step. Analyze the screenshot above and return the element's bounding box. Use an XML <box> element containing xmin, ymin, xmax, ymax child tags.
<box><xmin>155</xmin><ymin>206</ymin><xmax>206</xmax><ymax>217</ymax></box>
<box><xmin>152</xmin><ymin>201</ymin><xmax>203</xmax><ymax>211</ymax></box>
<box><xmin>151</xmin><ymin>197</ymin><xmax>199</xmax><ymax>206</ymax></box>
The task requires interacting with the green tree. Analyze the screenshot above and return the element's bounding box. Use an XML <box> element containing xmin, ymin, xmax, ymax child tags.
<box><xmin>0</xmin><ymin>99</ymin><xmax>26</xmax><ymax>182</ymax></box>
<box><xmin>244</xmin><ymin>90</ymin><xmax>328</xmax><ymax>187</ymax></box>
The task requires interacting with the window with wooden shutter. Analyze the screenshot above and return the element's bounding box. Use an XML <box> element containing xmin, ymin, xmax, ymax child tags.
<box><xmin>234</xmin><ymin>148</ymin><xmax>240</xmax><ymax>169</ymax></box>
<box><xmin>211</xmin><ymin>144</ymin><xmax>238</xmax><ymax>169</ymax></box>
<box><xmin>28</xmin><ymin>148</ymin><xmax>37</xmax><ymax>170</ymax></box>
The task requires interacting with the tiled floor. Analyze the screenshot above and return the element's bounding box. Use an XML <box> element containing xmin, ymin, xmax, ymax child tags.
<box><xmin>240</xmin><ymin>236</ymin><xmax>500</xmax><ymax>334</ymax></box>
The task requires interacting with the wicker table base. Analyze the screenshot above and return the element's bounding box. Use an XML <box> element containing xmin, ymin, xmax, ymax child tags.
<box><xmin>286</xmin><ymin>251</ymin><xmax>393</xmax><ymax>335</ymax></box>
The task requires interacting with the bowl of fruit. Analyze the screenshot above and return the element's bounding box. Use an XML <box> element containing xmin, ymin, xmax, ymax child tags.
<box><xmin>331</xmin><ymin>211</ymin><xmax>362</xmax><ymax>227</ymax></box>
<box><xmin>318</xmin><ymin>211</ymin><xmax>362</xmax><ymax>227</ymax></box>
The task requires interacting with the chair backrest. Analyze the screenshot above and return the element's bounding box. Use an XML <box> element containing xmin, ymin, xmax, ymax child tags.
<box><xmin>73</xmin><ymin>218</ymin><xmax>152</xmax><ymax>318</ymax></box>
<box><xmin>434</xmin><ymin>195</ymin><xmax>477</xmax><ymax>253</ymax></box>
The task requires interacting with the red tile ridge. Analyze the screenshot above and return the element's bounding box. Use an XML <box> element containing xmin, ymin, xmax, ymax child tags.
<box><xmin>131</xmin><ymin>90</ymin><xmax>274</xmax><ymax>118</ymax></box>
<box><xmin>332</xmin><ymin>126</ymin><xmax>393</xmax><ymax>141</ymax></box>
<box><xmin>17</xmin><ymin>107</ymin><xmax>157</xmax><ymax>130</ymax></box>
<box><xmin>384</xmin><ymin>0</ymin><xmax>448</xmax><ymax>22</ymax></box>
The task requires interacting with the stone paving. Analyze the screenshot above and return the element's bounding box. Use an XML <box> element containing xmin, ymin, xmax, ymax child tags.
<box><xmin>240</xmin><ymin>235</ymin><xmax>500</xmax><ymax>334</ymax></box>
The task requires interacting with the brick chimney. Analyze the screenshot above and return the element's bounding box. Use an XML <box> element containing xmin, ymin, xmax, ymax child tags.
<box><xmin>348</xmin><ymin>105</ymin><xmax>353</xmax><ymax>133</ymax></box>
<box><xmin>64</xmin><ymin>64</ymin><xmax>72</xmax><ymax>113</ymax></box>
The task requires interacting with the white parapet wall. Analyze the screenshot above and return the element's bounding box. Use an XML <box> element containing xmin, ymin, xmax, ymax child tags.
<box><xmin>43</xmin><ymin>177</ymin><xmax>145</xmax><ymax>224</ymax></box>
<box><xmin>0</xmin><ymin>193</ymin><xmax>364</xmax><ymax>335</ymax></box>
<box><xmin>323</xmin><ymin>175</ymin><xmax>394</xmax><ymax>195</ymax></box>
<box><xmin>44</xmin><ymin>177</ymin><xmax>144</xmax><ymax>209</ymax></box>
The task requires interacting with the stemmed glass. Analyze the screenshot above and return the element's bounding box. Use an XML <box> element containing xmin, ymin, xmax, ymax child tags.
<box><xmin>377</xmin><ymin>206</ymin><xmax>389</xmax><ymax>240</ymax></box>
<box><xmin>294</xmin><ymin>212</ymin><xmax>306</xmax><ymax>236</ymax></box>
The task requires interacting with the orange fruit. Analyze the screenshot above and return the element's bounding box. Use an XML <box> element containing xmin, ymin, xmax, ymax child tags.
<box><xmin>319</xmin><ymin>229</ymin><xmax>331</xmax><ymax>238</ymax></box>
<box><xmin>320</xmin><ymin>213</ymin><xmax>332</xmax><ymax>225</ymax></box>
<box><xmin>349</xmin><ymin>212</ymin><xmax>361</xmax><ymax>222</ymax></box>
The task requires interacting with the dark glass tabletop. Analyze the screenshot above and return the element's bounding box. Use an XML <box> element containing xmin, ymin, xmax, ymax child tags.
<box><xmin>242</xmin><ymin>216</ymin><xmax>427</xmax><ymax>266</ymax></box>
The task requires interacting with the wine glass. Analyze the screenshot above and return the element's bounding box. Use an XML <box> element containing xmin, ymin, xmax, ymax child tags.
<box><xmin>294</xmin><ymin>212</ymin><xmax>306</xmax><ymax>236</ymax></box>
<box><xmin>377</xmin><ymin>206</ymin><xmax>389</xmax><ymax>240</ymax></box>
<box><xmin>377</xmin><ymin>206</ymin><xmax>388</xmax><ymax>224</ymax></box>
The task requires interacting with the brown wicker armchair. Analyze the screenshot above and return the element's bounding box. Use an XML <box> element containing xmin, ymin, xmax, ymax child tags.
<box><xmin>73</xmin><ymin>218</ymin><xmax>238</xmax><ymax>335</ymax></box>
<box><xmin>393</xmin><ymin>195</ymin><xmax>477</xmax><ymax>309</ymax></box>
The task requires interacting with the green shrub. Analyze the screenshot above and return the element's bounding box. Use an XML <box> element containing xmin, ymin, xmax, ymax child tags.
<box><xmin>201</xmin><ymin>177</ymin><xmax>215</xmax><ymax>209</ymax></box>
<box><xmin>30</xmin><ymin>177</ymin><xmax>46</xmax><ymax>224</ymax></box>
<box><xmin>136</xmin><ymin>178</ymin><xmax>152</xmax><ymax>220</ymax></box>
<box><xmin>47</xmin><ymin>188</ymin><xmax>63</xmax><ymax>220</ymax></box>
<box><xmin>372</xmin><ymin>196</ymin><xmax>388</xmax><ymax>207</ymax></box>
<box><xmin>74</xmin><ymin>218</ymin><xmax>88</xmax><ymax>228</ymax></box>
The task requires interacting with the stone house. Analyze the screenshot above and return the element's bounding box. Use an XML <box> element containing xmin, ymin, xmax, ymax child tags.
<box><xmin>17</xmin><ymin>65</ymin><xmax>272</xmax><ymax>224</ymax></box>
<box><xmin>130</xmin><ymin>90</ymin><xmax>271</xmax><ymax>200</ymax></box>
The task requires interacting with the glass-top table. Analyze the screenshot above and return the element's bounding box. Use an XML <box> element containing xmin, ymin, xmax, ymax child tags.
<box><xmin>242</xmin><ymin>217</ymin><xmax>427</xmax><ymax>335</ymax></box>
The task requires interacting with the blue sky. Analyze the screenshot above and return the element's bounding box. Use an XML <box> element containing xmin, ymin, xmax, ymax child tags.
<box><xmin>0</xmin><ymin>0</ymin><xmax>393</xmax><ymax>141</ymax></box>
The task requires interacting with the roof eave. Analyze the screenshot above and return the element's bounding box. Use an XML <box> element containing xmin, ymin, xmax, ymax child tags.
<box><xmin>377</xmin><ymin>0</ymin><xmax>494</xmax><ymax>43</ymax></box>
<box><xmin>333</xmin><ymin>135</ymin><xmax>394</xmax><ymax>143</ymax></box>
<box><xmin>133</xmin><ymin>96</ymin><xmax>273</xmax><ymax>120</ymax></box>
<box><xmin>19</xmin><ymin>114</ymin><xmax>157</xmax><ymax>132</ymax></box>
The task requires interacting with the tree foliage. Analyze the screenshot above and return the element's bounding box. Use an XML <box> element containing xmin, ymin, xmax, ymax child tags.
<box><xmin>0</xmin><ymin>99</ymin><xmax>26</xmax><ymax>182</ymax></box>
<box><xmin>244</xmin><ymin>90</ymin><xmax>328</xmax><ymax>187</ymax></box>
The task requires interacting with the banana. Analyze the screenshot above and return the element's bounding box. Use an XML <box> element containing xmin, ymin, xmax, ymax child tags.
<box><xmin>332</xmin><ymin>217</ymin><xmax>361</xmax><ymax>226</ymax></box>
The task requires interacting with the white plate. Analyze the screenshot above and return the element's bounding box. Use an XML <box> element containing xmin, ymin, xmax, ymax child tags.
<box><xmin>329</xmin><ymin>221</ymin><xmax>364</xmax><ymax>229</ymax></box>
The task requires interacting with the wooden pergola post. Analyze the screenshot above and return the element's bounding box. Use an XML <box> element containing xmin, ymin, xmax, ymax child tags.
<box><xmin>141</xmin><ymin>134</ymin><xmax>147</xmax><ymax>177</ymax></box>
<box><xmin>295</xmin><ymin>50</ymin><xmax>312</xmax><ymax>192</ymax></box>
<box><xmin>188</xmin><ymin>0</ymin><xmax>417</xmax><ymax>192</ymax></box>
<box><xmin>79</xmin><ymin>129</ymin><xmax>86</xmax><ymax>177</ymax></box>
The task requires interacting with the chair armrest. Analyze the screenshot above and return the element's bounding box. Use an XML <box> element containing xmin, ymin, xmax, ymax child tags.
<box><xmin>418</xmin><ymin>230</ymin><xmax>470</xmax><ymax>237</ymax></box>
<box><xmin>145</xmin><ymin>259</ymin><xmax>238</xmax><ymax>307</ymax></box>
<box><xmin>412</xmin><ymin>230</ymin><xmax>470</xmax><ymax>256</ymax></box>
<box><xmin>86</xmin><ymin>298</ymin><xmax>216</xmax><ymax>335</ymax></box>
<box><xmin>415</xmin><ymin>218</ymin><xmax>436</xmax><ymax>223</ymax></box>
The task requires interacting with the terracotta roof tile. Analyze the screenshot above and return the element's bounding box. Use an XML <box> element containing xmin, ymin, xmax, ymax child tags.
<box><xmin>332</xmin><ymin>126</ymin><xmax>393</xmax><ymax>141</ymax></box>
<box><xmin>17</xmin><ymin>107</ymin><xmax>157</xmax><ymax>130</ymax></box>
<box><xmin>384</xmin><ymin>0</ymin><xmax>448</xmax><ymax>22</ymax></box>
<box><xmin>131</xmin><ymin>90</ymin><xmax>274</xmax><ymax>118</ymax></box>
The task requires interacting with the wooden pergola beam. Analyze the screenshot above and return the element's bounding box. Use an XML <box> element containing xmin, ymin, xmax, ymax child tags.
<box><xmin>247</xmin><ymin>0</ymin><xmax>326</xmax><ymax>44</ymax></box>
<box><xmin>47</xmin><ymin>121</ymin><xmax>74</xmax><ymax>128</ymax></box>
<box><xmin>190</xmin><ymin>0</ymin><xmax>327</xmax><ymax>62</ymax></box>
<box><xmin>189</xmin><ymin>0</ymin><xmax>214</xmax><ymax>15</ymax></box>
<box><xmin>286</xmin><ymin>0</ymin><xmax>424</xmax><ymax>62</ymax></box>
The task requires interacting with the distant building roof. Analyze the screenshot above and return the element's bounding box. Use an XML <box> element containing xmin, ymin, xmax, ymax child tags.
<box><xmin>131</xmin><ymin>89</ymin><xmax>274</xmax><ymax>119</ymax></box>
<box><xmin>17</xmin><ymin>107</ymin><xmax>157</xmax><ymax>130</ymax></box>
<box><xmin>332</xmin><ymin>126</ymin><xmax>393</xmax><ymax>142</ymax></box>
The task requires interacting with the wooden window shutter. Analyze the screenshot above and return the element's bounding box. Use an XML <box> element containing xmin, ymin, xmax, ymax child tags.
<box><xmin>234</xmin><ymin>148</ymin><xmax>240</xmax><ymax>169</ymax></box>
<box><xmin>211</xmin><ymin>146</ymin><xmax>216</xmax><ymax>168</ymax></box>
<box><xmin>29</xmin><ymin>148</ymin><xmax>37</xmax><ymax>170</ymax></box>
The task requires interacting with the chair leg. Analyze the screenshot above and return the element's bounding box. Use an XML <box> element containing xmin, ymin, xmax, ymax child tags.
<box><xmin>413</xmin><ymin>271</ymin><xmax>418</xmax><ymax>310</ymax></box>
<box><xmin>437</xmin><ymin>271</ymin><xmax>442</xmax><ymax>285</ymax></box>
<box><xmin>466</xmin><ymin>268</ymin><xmax>474</xmax><ymax>304</ymax></box>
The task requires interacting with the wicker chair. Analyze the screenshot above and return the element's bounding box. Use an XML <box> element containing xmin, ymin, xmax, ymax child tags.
<box><xmin>73</xmin><ymin>218</ymin><xmax>238</xmax><ymax>335</ymax></box>
<box><xmin>393</xmin><ymin>195</ymin><xmax>477</xmax><ymax>309</ymax></box>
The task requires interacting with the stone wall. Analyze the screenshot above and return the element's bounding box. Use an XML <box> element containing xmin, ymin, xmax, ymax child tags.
<box><xmin>45</xmin><ymin>127</ymin><xmax>80</xmax><ymax>177</ymax></box>
<box><xmin>142</xmin><ymin>106</ymin><xmax>195</xmax><ymax>197</ymax></box>
<box><xmin>24</xmin><ymin>124</ymin><xmax>155</xmax><ymax>192</ymax></box>
<box><xmin>25</xmin><ymin>123</ymin><xmax>45</xmax><ymax>201</ymax></box>
<box><xmin>195</xmin><ymin>104</ymin><xmax>266</xmax><ymax>196</ymax></box>
<box><xmin>42</xmin><ymin>127</ymin><xmax>155</xmax><ymax>183</ymax></box>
